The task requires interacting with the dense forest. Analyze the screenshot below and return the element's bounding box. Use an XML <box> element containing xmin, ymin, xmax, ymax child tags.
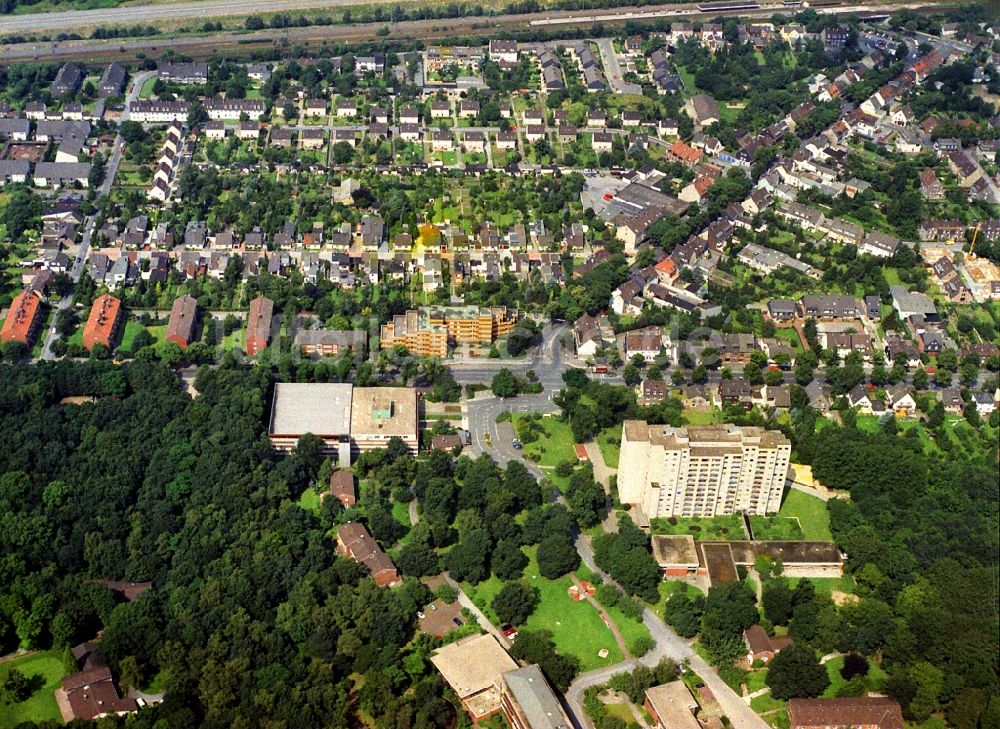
<box><xmin>0</xmin><ymin>360</ymin><xmax>468</xmax><ymax>728</ymax></box>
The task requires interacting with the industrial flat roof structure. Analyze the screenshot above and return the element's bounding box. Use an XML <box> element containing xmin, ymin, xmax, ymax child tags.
<box><xmin>269</xmin><ymin>383</ymin><xmax>353</xmax><ymax>438</ymax></box>
<box><xmin>431</xmin><ymin>633</ymin><xmax>517</xmax><ymax>718</ymax></box>
<box><xmin>350</xmin><ymin>386</ymin><xmax>418</xmax><ymax>441</ymax></box>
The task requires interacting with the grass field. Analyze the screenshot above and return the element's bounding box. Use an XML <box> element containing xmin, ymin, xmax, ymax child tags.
<box><xmin>786</xmin><ymin>575</ymin><xmax>856</xmax><ymax>598</ymax></box>
<box><xmin>298</xmin><ymin>486</ymin><xmax>321</xmax><ymax>514</ymax></box>
<box><xmin>602</xmin><ymin>702</ymin><xmax>639</xmax><ymax>726</ymax></box>
<box><xmin>749</xmin><ymin>515</ymin><xmax>803</xmax><ymax>541</ymax></box>
<box><xmin>682</xmin><ymin>409</ymin><xmax>723</xmax><ymax>425</ymax></box>
<box><xmin>512</xmin><ymin>414</ymin><xmax>577</xmax><ymax>468</ymax></box>
<box><xmin>822</xmin><ymin>654</ymin><xmax>888</xmax><ymax>696</ymax></box>
<box><xmin>0</xmin><ymin>650</ymin><xmax>67</xmax><ymax>726</ymax></box>
<box><xmin>118</xmin><ymin>321</ymin><xmax>147</xmax><ymax>352</ymax></box>
<box><xmin>777</xmin><ymin>489</ymin><xmax>832</xmax><ymax>541</ymax></box>
<box><xmin>466</xmin><ymin>547</ymin><xmax>624</xmax><ymax>671</ymax></box>
<box><xmin>651</xmin><ymin>514</ymin><xmax>745</xmax><ymax>541</ymax></box>
<box><xmin>597</xmin><ymin>424</ymin><xmax>621</xmax><ymax>469</ymax></box>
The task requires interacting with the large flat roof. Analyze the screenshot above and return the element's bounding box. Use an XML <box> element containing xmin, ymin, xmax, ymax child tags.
<box><xmin>350</xmin><ymin>386</ymin><xmax>418</xmax><ymax>438</ymax></box>
<box><xmin>269</xmin><ymin>383</ymin><xmax>354</xmax><ymax>437</ymax></box>
<box><xmin>644</xmin><ymin>682</ymin><xmax>700</xmax><ymax>729</ymax></box>
<box><xmin>503</xmin><ymin>665</ymin><xmax>571</xmax><ymax>729</ymax></box>
<box><xmin>651</xmin><ymin>535</ymin><xmax>700</xmax><ymax>568</ymax></box>
<box><xmin>431</xmin><ymin>633</ymin><xmax>518</xmax><ymax>700</ymax></box>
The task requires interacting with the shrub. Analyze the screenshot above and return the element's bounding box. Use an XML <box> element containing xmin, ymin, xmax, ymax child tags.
<box><xmin>630</xmin><ymin>635</ymin><xmax>655</xmax><ymax>657</ymax></box>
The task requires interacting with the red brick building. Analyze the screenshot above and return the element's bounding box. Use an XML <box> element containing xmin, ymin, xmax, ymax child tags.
<box><xmin>165</xmin><ymin>294</ymin><xmax>198</xmax><ymax>348</ymax></box>
<box><xmin>326</xmin><ymin>470</ymin><xmax>357</xmax><ymax>508</ymax></box>
<box><xmin>245</xmin><ymin>295</ymin><xmax>274</xmax><ymax>355</ymax></box>
<box><xmin>335</xmin><ymin>522</ymin><xmax>400</xmax><ymax>587</ymax></box>
<box><xmin>82</xmin><ymin>294</ymin><xmax>123</xmax><ymax>351</ymax></box>
<box><xmin>788</xmin><ymin>697</ymin><xmax>904</xmax><ymax>729</ymax></box>
<box><xmin>55</xmin><ymin>665</ymin><xmax>137</xmax><ymax>722</ymax></box>
<box><xmin>1</xmin><ymin>289</ymin><xmax>43</xmax><ymax>345</ymax></box>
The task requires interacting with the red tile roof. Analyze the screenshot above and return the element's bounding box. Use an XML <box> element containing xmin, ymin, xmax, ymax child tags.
<box><xmin>59</xmin><ymin>665</ymin><xmax>137</xmax><ymax>722</ymax></box>
<box><xmin>668</xmin><ymin>140</ymin><xmax>703</xmax><ymax>166</ymax></box>
<box><xmin>1</xmin><ymin>289</ymin><xmax>42</xmax><ymax>344</ymax></box>
<box><xmin>166</xmin><ymin>294</ymin><xmax>198</xmax><ymax>348</ymax></box>
<box><xmin>245</xmin><ymin>295</ymin><xmax>274</xmax><ymax>355</ymax></box>
<box><xmin>82</xmin><ymin>294</ymin><xmax>122</xmax><ymax>350</ymax></box>
<box><xmin>788</xmin><ymin>697</ymin><xmax>904</xmax><ymax>729</ymax></box>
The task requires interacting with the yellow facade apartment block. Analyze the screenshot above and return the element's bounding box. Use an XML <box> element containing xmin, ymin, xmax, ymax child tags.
<box><xmin>380</xmin><ymin>306</ymin><xmax>517</xmax><ymax>356</ymax></box>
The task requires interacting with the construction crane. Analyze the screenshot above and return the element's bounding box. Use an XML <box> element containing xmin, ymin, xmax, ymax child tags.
<box><xmin>969</xmin><ymin>223</ymin><xmax>981</xmax><ymax>259</ymax></box>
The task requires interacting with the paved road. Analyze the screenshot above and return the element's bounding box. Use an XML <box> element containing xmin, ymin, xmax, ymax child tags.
<box><xmin>573</xmin><ymin>536</ymin><xmax>770</xmax><ymax>729</ymax></box>
<box><xmin>40</xmin><ymin>70</ymin><xmax>154</xmax><ymax>361</ymax></box>
<box><xmin>595</xmin><ymin>38</ymin><xmax>640</xmax><ymax>95</ymax></box>
<box><xmin>460</xmin><ymin>324</ymin><xmax>768</xmax><ymax>728</ymax></box>
<box><xmin>443</xmin><ymin>574</ymin><xmax>512</xmax><ymax>649</ymax></box>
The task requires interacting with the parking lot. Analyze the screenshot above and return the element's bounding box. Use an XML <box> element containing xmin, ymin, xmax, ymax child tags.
<box><xmin>417</xmin><ymin>598</ymin><xmax>465</xmax><ymax>638</ymax></box>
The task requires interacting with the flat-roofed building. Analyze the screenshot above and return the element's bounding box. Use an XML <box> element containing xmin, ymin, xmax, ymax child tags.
<box><xmin>294</xmin><ymin>328</ymin><xmax>366</xmax><ymax>357</ymax></box>
<box><xmin>651</xmin><ymin>534</ymin><xmax>700</xmax><ymax>576</ymax></box>
<box><xmin>380</xmin><ymin>306</ymin><xmax>516</xmax><ymax>357</ymax></box>
<box><xmin>1</xmin><ymin>289</ymin><xmax>43</xmax><ymax>346</ymax></box>
<box><xmin>350</xmin><ymin>386</ymin><xmax>419</xmax><ymax>455</ymax></box>
<box><xmin>652</xmin><ymin>535</ymin><xmax>843</xmax><ymax>585</ymax></box>
<box><xmin>618</xmin><ymin>422</ymin><xmax>790</xmax><ymax>518</ymax></box>
<box><xmin>165</xmin><ymin>294</ymin><xmax>198</xmax><ymax>348</ymax></box>
<box><xmin>500</xmin><ymin>664</ymin><xmax>572</xmax><ymax>729</ymax></box>
<box><xmin>268</xmin><ymin>382</ymin><xmax>354</xmax><ymax>459</ymax></box>
<box><xmin>643</xmin><ymin>681</ymin><xmax>700</xmax><ymax>729</ymax></box>
<box><xmin>246</xmin><ymin>295</ymin><xmax>274</xmax><ymax>355</ymax></box>
<box><xmin>82</xmin><ymin>294</ymin><xmax>123</xmax><ymax>351</ymax></box>
<box><xmin>431</xmin><ymin>633</ymin><xmax>518</xmax><ymax>720</ymax></box>
<box><xmin>268</xmin><ymin>383</ymin><xmax>419</xmax><ymax>460</ymax></box>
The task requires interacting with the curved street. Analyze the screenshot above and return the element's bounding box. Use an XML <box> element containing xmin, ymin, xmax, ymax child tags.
<box><xmin>456</xmin><ymin>324</ymin><xmax>768</xmax><ymax>728</ymax></box>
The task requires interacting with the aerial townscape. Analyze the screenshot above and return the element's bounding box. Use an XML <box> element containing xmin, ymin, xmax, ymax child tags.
<box><xmin>0</xmin><ymin>0</ymin><xmax>998</xmax><ymax>728</ymax></box>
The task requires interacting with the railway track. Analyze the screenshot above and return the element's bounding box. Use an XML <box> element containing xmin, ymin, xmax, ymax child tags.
<box><xmin>0</xmin><ymin>0</ymin><xmax>946</xmax><ymax>63</ymax></box>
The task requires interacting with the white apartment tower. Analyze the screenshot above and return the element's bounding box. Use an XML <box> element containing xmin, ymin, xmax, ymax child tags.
<box><xmin>618</xmin><ymin>422</ymin><xmax>791</xmax><ymax>518</ymax></box>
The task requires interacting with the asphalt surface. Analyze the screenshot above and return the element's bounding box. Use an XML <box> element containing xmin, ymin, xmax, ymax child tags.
<box><xmin>459</xmin><ymin>325</ymin><xmax>773</xmax><ymax>727</ymax></box>
<box><xmin>40</xmin><ymin>70</ymin><xmax>154</xmax><ymax>361</ymax></box>
<box><xmin>595</xmin><ymin>38</ymin><xmax>640</xmax><ymax>96</ymax></box>
<box><xmin>571</xmin><ymin>536</ymin><xmax>771</xmax><ymax>729</ymax></box>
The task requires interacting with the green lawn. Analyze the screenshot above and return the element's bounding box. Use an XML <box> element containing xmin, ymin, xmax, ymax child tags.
<box><xmin>651</xmin><ymin>515</ymin><xmax>745</xmax><ymax>541</ymax></box>
<box><xmin>602</xmin><ymin>702</ymin><xmax>639</xmax><ymax>726</ymax></box>
<box><xmin>821</xmin><ymin>654</ymin><xmax>888</xmax><ymax>697</ymax></box>
<box><xmin>139</xmin><ymin>75</ymin><xmax>157</xmax><ymax>98</ymax></box>
<box><xmin>683</xmin><ymin>409</ymin><xmax>723</xmax><ymax>425</ymax></box>
<box><xmin>118</xmin><ymin>321</ymin><xmax>146</xmax><ymax>352</ymax></box>
<box><xmin>222</xmin><ymin>329</ymin><xmax>245</xmax><ymax>351</ymax></box>
<box><xmin>597</xmin><ymin>424</ymin><xmax>622</xmax><ymax>469</ymax></box>
<box><xmin>882</xmin><ymin>267</ymin><xmax>902</xmax><ymax>285</ymax></box>
<box><xmin>777</xmin><ymin>489</ymin><xmax>832</xmax><ymax>541</ymax></box>
<box><xmin>147</xmin><ymin>324</ymin><xmax>167</xmax><ymax>344</ymax></box>
<box><xmin>512</xmin><ymin>414</ymin><xmax>577</xmax><ymax>468</ymax></box>
<box><xmin>749</xmin><ymin>516</ymin><xmax>803</xmax><ymax>541</ymax></box>
<box><xmin>0</xmin><ymin>650</ymin><xmax>67</xmax><ymax>726</ymax></box>
<box><xmin>604</xmin><ymin>602</ymin><xmax>652</xmax><ymax>656</ymax></box>
<box><xmin>298</xmin><ymin>487</ymin><xmax>321</xmax><ymax>514</ymax></box>
<box><xmin>466</xmin><ymin>547</ymin><xmax>624</xmax><ymax>671</ymax></box>
<box><xmin>773</xmin><ymin>326</ymin><xmax>804</xmax><ymax>350</ymax></box>
<box><xmin>786</xmin><ymin>574</ymin><xmax>856</xmax><ymax>598</ymax></box>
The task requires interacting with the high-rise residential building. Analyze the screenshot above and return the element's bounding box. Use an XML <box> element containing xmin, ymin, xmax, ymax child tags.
<box><xmin>618</xmin><ymin>422</ymin><xmax>791</xmax><ymax>518</ymax></box>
